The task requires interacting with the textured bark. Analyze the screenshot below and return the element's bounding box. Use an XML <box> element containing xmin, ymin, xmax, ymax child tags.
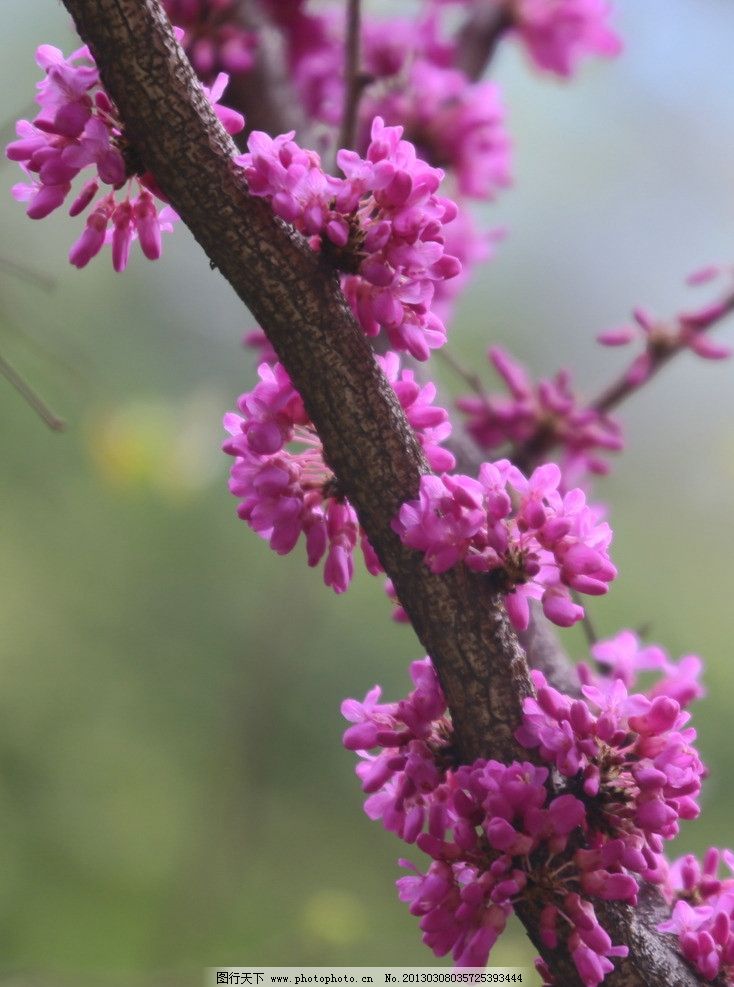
<box><xmin>517</xmin><ymin>602</ymin><xmax>583</xmax><ymax>698</ymax></box>
<box><xmin>57</xmin><ymin>3</ymin><xmax>708</xmax><ymax>984</ymax></box>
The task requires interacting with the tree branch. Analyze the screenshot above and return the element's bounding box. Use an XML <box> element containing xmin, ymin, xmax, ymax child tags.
<box><xmin>56</xmin><ymin>2</ymin><xmax>708</xmax><ymax>983</ymax></box>
<box><xmin>337</xmin><ymin>0</ymin><xmax>364</xmax><ymax>155</ymax></box>
<box><xmin>455</xmin><ymin>3</ymin><xmax>513</xmax><ymax>81</ymax></box>
<box><xmin>0</xmin><ymin>350</ymin><xmax>65</xmax><ymax>430</ymax></box>
<box><xmin>228</xmin><ymin>0</ymin><xmax>303</xmax><ymax>139</ymax></box>
<box><xmin>510</xmin><ymin>289</ymin><xmax>734</xmax><ymax>473</ymax></box>
<box><xmin>64</xmin><ymin>0</ymin><xmax>531</xmax><ymax>767</ymax></box>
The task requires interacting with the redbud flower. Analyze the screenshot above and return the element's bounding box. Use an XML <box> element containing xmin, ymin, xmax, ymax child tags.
<box><xmin>392</xmin><ymin>459</ymin><xmax>616</xmax><ymax>631</ymax></box>
<box><xmin>343</xmin><ymin>660</ymin><xmax>632</xmax><ymax>982</ymax></box>
<box><xmin>236</xmin><ymin>117</ymin><xmax>461</xmax><ymax>360</ymax></box>
<box><xmin>223</xmin><ymin>353</ymin><xmax>455</xmax><ymax>592</ymax></box>
<box><xmin>7</xmin><ymin>38</ymin><xmax>243</xmax><ymax>270</ymax></box>
<box><xmin>659</xmin><ymin>848</ymin><xmax>734</xmax><ymax>981</ymax></box>
<box><xmin>510</xmin><ymin>0</ymin><xmax>622</xmax><ymax>78</ymax></box>
<box><xmin>456</xmin><ymin>347</ymin><xmax>623</xmax><ymax>483</ymax></box>
<box><xmin>161</xmin><ymin>0</ymin><xmax>257</xmax><ymax>81</ymax></box>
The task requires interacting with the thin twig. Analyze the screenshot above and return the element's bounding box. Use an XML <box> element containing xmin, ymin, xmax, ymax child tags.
<box><xmin>0</xmin><ymin>256</ymin><xmax>56</xmax><ymax>293</ymax></box>
<box><xmin>576</xmin><ymin>594</ymin><xmax>599</xmax><ymax>647</ymax></box>
<box><xmin>508</xmin><ymin>286</ymin><xmax>734</xmax><ymax>472</ymax></box>
<box><xmin>337</xmin><ymin>0</ymin><xmax>364</xmax><ymax>156</ymax></box>
<box><xmin>437</xmin><ymin>346</ymin><xmax>487</xmax><ymax>397</ymax></box>
<box><xmin>0</xmin><ymin>351</ymin><xmax>65</xmax><ymax>430</ymax></box>
<box><xmin>455</xmin><ymin>2</ymin><xmax>513</xmax><ymax>81</ymax></box>
<box><xmin>591</xmin><ymin>291</ymin><xmax>734</xmax><ymax>416</ymax></box>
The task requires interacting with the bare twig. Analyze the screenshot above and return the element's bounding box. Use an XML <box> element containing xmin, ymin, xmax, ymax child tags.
<box><xmin>337</xmin><ymin>0</ymin><xmax>364</xmax><ymax>156</ymax></box>
<box><xmin>437</xmin><ymin>346</ymin><xmax>486</xmax><ymax>397</ymax></box>
<box><xmin>456</xmin><ymin>2</ymin><xmax>513</xmax><ymax>81</ymax></box>
<box><xmin>227</xmin><ymin>0</ymin><xmax>303</xmax><ymax>139</ymax></box>
<box><xmin>0</xmin><ymin>351</ymin><xmax>65</xmax><ymax>430</ymax></box>
<box><xmin>0</xmin><ymin>257</ymin><xmax>55</xmax><ymax>292</ymax></box>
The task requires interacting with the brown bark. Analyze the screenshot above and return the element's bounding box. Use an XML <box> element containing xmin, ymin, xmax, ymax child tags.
<box><xmin>56</xmin><ymin>2</ymin><xmax>708</xmax><ymax>984</ymax></box>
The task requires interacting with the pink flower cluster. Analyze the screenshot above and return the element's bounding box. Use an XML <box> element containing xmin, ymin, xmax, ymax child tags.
<box><xmin>457</xmin><ymin>347</ymin><xmax>623</xmax><ymax>483</ymax></box>
<box><xmin>283</xmin><ymin>7</ymin><xmax>511</xmax><ymax>327</ymax></box>
<box><xmin>510</xmin><ymin>0</ymin><xmax>622</xmax><ymax>77</ymax></box>
<box><xmin>358</xmin><ymin>54</ymin><xmax>512</xmax><ymax>203</ymax></box>
<box><xmin>343</xmin><ymin>627</ymin><xmax>710</xmax><ymax>982</ymax></box>
<box><xmin>579</xmin><ymin>629</ymin><xmax>705</xmax><ymax>709</ymax></box>
<box><xmin>392</xmin><ymin>460</ymin><xmax>616</xmax><ymax>631</ymax></box>
<box><xmin>342</xmin><ymin>658</ymin><xmax>451</xmax><ymax>843</ymax></box>
<box><xmin>343</xmin><ymin>658</ymin><xmax>632</xmax><ymax>983</ymax></box>
<box><xmin>237</xmin><ymin>117</ymin><xmax>461</xmax><ymax>360</ymax></box>
<box><xmin>599</xmin><ymin>294</ymin><xmax>733</xmax><ymax>388</ymax></box>
<box><xmin>223</xmin><ymin>352</ymin><xmax>455</xmax><ymax>593</ymax></box>
<box><xmin>518</xmin><ymin>668</ymin><xmax>705</xmax><ymax>877</ymax></box>
<box><xmin>6</xmin><ymin>42</ymin><xmax>243</xmax><ymax>270</ymax></box>
<box><xmin>659</xmin><ymin>847</ymin><xmax>734</xmax><ymax>982</ymax></box>
<box><xmin>162</xmin><ymin>0</ymin><xmax>257</xmax><ymax>80</ymax></box>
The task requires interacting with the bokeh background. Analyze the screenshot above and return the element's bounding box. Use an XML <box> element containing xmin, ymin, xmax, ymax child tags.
<box><xmin>1</xmin><ymin>2</ymin><xmax>733</xmax><ymax>984</ymax></box>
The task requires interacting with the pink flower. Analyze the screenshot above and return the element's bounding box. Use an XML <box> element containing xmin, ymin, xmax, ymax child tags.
<box><xmin>393</xmin><ymin>459</ymin><xmax>616</xmax><ymax>631</ymax></box>
<box><xmin>162</xmin><ymin>0</ymin><xmax>257</xmax><ymax>81</ymax></box>
<box><xmin>236</xmin><ymin>116</ymin><xmax>461</xmax><ymax>360</ymax></box>
<box><xmin>6</xmin><ymin>38</ymin><xmax>242</xmax><ymax>270</ymax></box>
<box><xmin>511</xmin><ymin>0</ymin><xmax>622</xmax><ymax>78</ymax></box>
<box><xmin>224</xmin><ymin>352</ymin><xmax>454</xmax><ymax>593</ymax></box>
<box><xmin>343</xmin><ymin>657</ymin><xmax>645</xmax><ymax>977</ymax></box>
<box><xmin>518</xmin><ymin>669</ymin><xmax>706</xmax><ymax>868</ymax></box>
<box><xmin>456</xmin><ymin>346</ymin><xmax>624</xmax><ymax>483</ymax></box>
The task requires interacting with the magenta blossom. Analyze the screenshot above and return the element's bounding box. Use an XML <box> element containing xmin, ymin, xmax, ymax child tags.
<box><xmin>456</xmin><ymin>346</ymin><xmax>623</xmax><ymax>484</ymax></box>
<box><xmin>162</xmin><ymin>0</ymin><xmax>257</xmax><ymax>80</ymax></box>
<box><xmin>511</xmin><ymin>0</ymin><xmax>622</xmax><ymax>78</ymax></box>
<box><xmin>659</xmin><ymin>848</ymin><xmax>734</xmax><ymax>981</ymax></box>
<box><xmin>236</xmin><ymin>116</ymin><xmax>462</xmax><ymax>360</ymax></box>
<box><xmin>392</xmin><ymin>459</ymin><xmax>616</xmax><ymax>631</ymax></box>
<box><xmin>343</xmin><ymin>660</ymin><xmax>632</xmax><ymax>983</ymax></box>
<box><xmin>223</xmin><ymin>353</ymin><xmax>455</xmax><ymax>593</ymax></box>
<box><xmin>7</xmin><ymin>38</ymin><xmax>244</xmax><ymax>269</ymax></box>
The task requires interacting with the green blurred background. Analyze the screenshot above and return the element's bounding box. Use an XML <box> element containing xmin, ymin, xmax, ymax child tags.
<box><xmin>1</xmin><ymin>2</ymin><xmax>733</xmax><ymax>984</ymax></box>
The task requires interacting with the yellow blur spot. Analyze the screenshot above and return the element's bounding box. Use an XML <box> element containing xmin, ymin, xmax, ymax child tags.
<box><xmin>85</xmin><ymin>393</ymin><xmax>224</xmax><ymax>501</ymax></box>
<box><xmin>300</xmin><ymin>890</ymin><xmax>366</xmax><ymax>946</ymax></box>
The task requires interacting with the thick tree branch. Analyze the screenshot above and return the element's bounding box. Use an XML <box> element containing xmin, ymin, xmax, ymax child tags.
<box><xmin>57</xmin><ymin>3</ymin><xmax>708</xmax><ymax>984</ymax></box>
<box><xmin>65</xmin><ymin>0</ymin><xmax>531</xmax><ymax>768</ymax></box>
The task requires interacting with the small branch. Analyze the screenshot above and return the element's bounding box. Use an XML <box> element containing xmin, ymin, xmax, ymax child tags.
<box><xmin>517</xmin><ymin>602</ymin><xmax>582</xmax><ymax>697</ymax></box>
<box><xmin>455</xmin><ymin>2</ymin><xmax>513</xmax><ymax>81</ymax></box>
<box><xmin>509</xmin><ymin>287</ymin><xmax>734</xmax><ymax>472</ymax></box>
<box><xmin>437</xmin><ymin>346</ymin><xmax>486</xmax><ymax>397</ymax></box>
<box><xmin>337</xmin><ymin>0</ymin><xmax>364</xmax><ymax>156</ymax></box>
<box><xmin>0</xmin><ymin>256</ymin><xmax>56</xmax><ymax>292</ymax></box>
<box><xmin>0</xmin><ymin>351</ymin><xmax>65</xmax><ymax>430</ymax></box>
<box><xmin>576</xmin><ymin>593</ymin><xmax>599</xmax><ymax>647</ymax></box>
<box><xmin>592</xmin><ymin>292</ymin><xmax>734</xmax><ymax>416</ymax></box>
<box><xmin>226</xmin><ymin>0</ymin><xmax>303</xmax><ymax>139</ymax></box>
